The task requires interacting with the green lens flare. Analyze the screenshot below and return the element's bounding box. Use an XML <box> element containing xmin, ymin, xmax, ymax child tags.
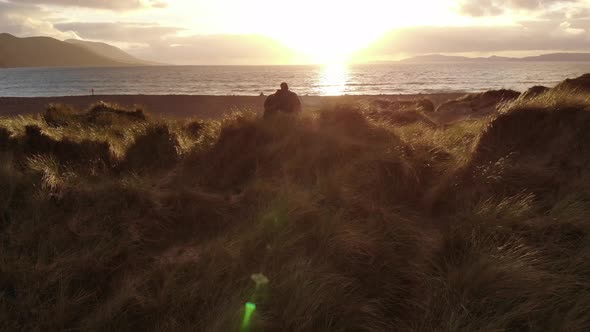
<box><xmin>241</xmin><ymin>302</ymin><xmax>256</xmax><ymax>332</ymax></box>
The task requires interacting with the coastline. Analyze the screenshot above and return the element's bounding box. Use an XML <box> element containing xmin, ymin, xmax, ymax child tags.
<box><xmin>0</xmin><ymin>93</ymin><xmax>467</xmax><ymax>118</ymax></box>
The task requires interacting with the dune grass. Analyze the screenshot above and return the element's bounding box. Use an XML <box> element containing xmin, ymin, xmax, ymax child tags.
<box><xmin>1</xmin><ymin>92</ymin><xmax>590</xmax><ymax>331</ymax></box>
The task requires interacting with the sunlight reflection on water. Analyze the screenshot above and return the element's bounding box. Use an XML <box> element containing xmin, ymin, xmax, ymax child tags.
<box><xmin>318</xmin><ymin>63</ymin><xmax>349</xmax><ymax>96</ymax></box>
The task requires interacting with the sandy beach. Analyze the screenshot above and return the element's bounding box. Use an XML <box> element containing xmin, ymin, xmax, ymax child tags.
<box><xmin>0</xmin><ymin>93</ymin><xmax>466</xmax><ymax>119</ymax></box>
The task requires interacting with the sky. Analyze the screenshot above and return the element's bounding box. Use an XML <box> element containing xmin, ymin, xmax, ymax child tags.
<box><xmin>1</xmin><ymin>0</ymin><xmax>589</xmax><ymax>64</ymax></box>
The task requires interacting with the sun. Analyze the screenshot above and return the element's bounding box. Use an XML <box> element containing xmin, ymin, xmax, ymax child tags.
<box><xmin>255</xmin><ymin>0</ymin><xmax>456</xmax><ymax>64</ymax></box>
<box><xmin>278</xmin><ymin>28</ymin><xmax>381</xmax><ymax>64</ymax></box>
<box><xmin>282</xmin><ymin>24</ymin><xmax>387</xmax><ymax>65</ymax></box>
<box><xmin>259</xmin><ymin>2</ymin><xmax>392</xmax><ymax>64</ymax></box>
<box><xmin>178</xmin><ymin>0</ymin><xmax>458</xmax><ymax>64</ymax></box>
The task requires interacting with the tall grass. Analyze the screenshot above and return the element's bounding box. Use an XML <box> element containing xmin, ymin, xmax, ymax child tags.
<box><xmin>1</xmin><ymin>89</ymin><xmax>590</xmax><ymax>331</ymax></box>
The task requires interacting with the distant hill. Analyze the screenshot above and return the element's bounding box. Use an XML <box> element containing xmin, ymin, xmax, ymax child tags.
<box><xmin>65</xmin><ymin>39</ymin><xmax>159</xmax><ymax>66</ymax></box>
<box><xmin>519</xmin><ymin>53</ymin><xmax>590</xmax><ymax>62</ymax></box>
<box><xmin>399</xmin><ymin>53</ymin><xmax>590</xmax><ymax>63</ymax></box>
<box><xmin>0</xmin><ymin>33</ymin><xmax>153</xmax><ymax>68</ymax></box>
<box><xmin>398</xmin><ymin>54</ymin><xmax>510</xmax><ymax>63</ymax></box>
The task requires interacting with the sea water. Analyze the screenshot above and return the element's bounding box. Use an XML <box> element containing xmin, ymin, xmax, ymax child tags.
<box><xmin>1</xmin><ymin>62</ymin><xmax>590</xmax><ymax>97</ymax></box>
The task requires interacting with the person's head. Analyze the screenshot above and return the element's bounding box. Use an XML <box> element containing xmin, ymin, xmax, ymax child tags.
<box><xmin>280</xmin><ymin>82</ymin><xmax>289</xmax><ymax>91</ymax></box>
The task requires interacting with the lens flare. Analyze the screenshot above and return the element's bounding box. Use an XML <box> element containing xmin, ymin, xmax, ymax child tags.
<box><xmin>241</xmin><ymin>302</ymin><xmax>257</xmax><ymax>332</ymax></box>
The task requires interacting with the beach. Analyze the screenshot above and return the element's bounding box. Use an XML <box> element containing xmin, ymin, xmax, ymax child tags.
<box><xmin>0</xmin><ymin>93</ymin><xmax>466</xmax><ymax>118</ymax></box>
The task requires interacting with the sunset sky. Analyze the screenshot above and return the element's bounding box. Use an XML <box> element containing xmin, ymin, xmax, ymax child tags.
<box><xmin>1</xmin><ymin>0</ymin><xmax>589</xmax><ymax>64</ymax></box>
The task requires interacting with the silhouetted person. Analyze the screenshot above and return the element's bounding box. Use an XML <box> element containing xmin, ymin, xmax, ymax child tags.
<box><xmin>264</xmin><ymin>82</ymin><xmax>301</xmax><ymax>118</ymax></box>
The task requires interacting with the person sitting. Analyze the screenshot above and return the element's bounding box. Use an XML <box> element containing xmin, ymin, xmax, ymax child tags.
<box><xmin>264</xmin><ymin>82</ymin><xmax>301</xmax><ymax>118</ymax></box>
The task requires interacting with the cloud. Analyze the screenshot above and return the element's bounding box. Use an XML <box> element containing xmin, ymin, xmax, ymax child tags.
<box><xmin>53</xmin><ymin>21</ymin><xmax>306</xmax><ymax>64</ymax></box>
<box><xmin>0</xmin><ymin>1</ymin><xmax>78</xmax><ymax>39</ymax></box>
<box><xmin>358</xmin><ymin>20</ymin><xmax>590</xmax><ymax>60</ymax></box>
<box><xmin>132</xmin><ymin>34</ymin><xmax>307</xmax><ymax>65</ymax></box>
<box><xmin>149</xmin><ymin>1</ymin><xmax>168</xmax><ymax>9</ymax></box>
<box><xmin>558</xmin><ymin>21</ymin><xmax>586</xmax><ymax>35</ymax></box>
<box><xmin>543</xmin><ymin>6</ymin><xmax>590</xmax><ymax>20</ymax></box>
<box><xmin>9</xmin><ymin>0</ymin><xmax>167</xmax><ymax>11</ymax></box>
<box><xmin>55</xmin><ymin>22</ymin><xmax>182</xmax><ymax>43</ymax></box>
<box><xmin>458</xmin><ymin>0</ymin><xmax>581</xmax><ymax>16</ymax></box>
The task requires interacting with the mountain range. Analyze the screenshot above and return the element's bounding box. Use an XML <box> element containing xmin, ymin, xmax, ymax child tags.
<box><xmin>398</xmin><ymin>53</ymin><xmax>590</xmax><ymax>63</ymax></box>
<box><xmin>3</xmin><ymin>32</ymin><xmax>590</xmax><ymax>68</ymax></box>
<box><xmin>0</xmin><ymin>33</ymin><xmax>154</xmax><ymax>68</ymax></box>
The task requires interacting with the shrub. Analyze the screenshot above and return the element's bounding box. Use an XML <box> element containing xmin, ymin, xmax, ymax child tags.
<box><xmin>86</xmin><ymin>101</ymin><xmax>146</xmax><ymax>126</ymax></box>
<box><xmin>520</xmin><ymin>85</ymin><xmax>550</xmax><ymax>100</ymax></box>
<box><xmin>121</xmin><ymin>124</ymin><xmax>180</xmax><ymax>173</ymax></box>
<box><xmin>372</xmin><ymin>99</ymin><xmax>435</xmax><ymax>112</ymax></box>
<box><xmin>16</xmin><ymin>125</ymin><xmax>112</xmax><ymax>169</ymax></box>
<box><xmin>432</xmin><ymin>97</ymin><xmax>590</xmax><ymax>213</ymax></box>
<box><xmin>0</xmin><ymin>127</ymin><xmax>11</xmax><ymax>149</ymax></box>
<box><xmin>554</xmin><ymin>73</ymin><xmax>590</xmax><ymax>94</ymax></box>
<box><xmin>184</xmin><ymin>119</ymin><xmax>205</xmax><ymax>137</ymax></box>
<box><xmin>43</xmin><ymin>103</ymin><xmax>81</xmax><ymax>127</ymax></box>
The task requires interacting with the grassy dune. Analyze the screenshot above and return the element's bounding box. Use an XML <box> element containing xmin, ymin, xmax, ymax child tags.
<box><xmin>1</xmin><ymin>87</ymin><xmax>590</xmax><ymax>331</ymax></box>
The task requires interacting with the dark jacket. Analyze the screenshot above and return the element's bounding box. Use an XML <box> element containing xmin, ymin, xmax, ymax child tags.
<box><xmin>264</xmin><ymin>89</ymin><xmax>301</xmax><ymax>116</ymax></box>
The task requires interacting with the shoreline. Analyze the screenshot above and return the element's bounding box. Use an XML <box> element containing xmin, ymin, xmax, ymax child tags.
<box><xmin>0</xmin><ymin>93</ymin><xmax>467</xmax><ymax>119</ymax></box>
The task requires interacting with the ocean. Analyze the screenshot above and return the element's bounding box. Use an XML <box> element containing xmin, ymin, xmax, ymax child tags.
<box><xmin>2</xmin><ymin>62</ymin><xmax>590</xmax><ymax>97</ymax></box>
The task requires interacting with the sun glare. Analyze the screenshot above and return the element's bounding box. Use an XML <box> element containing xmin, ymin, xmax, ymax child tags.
<box><xmin>211</xmin><ymin>0</ymin><xmax>396</xmax><ymax>64</ymax></box>
<box><xmin>318</xmin><ymin>63</ymin><xmax>349</xmax><ymax>95</ymax></box>
<box><xmin>274</xmin><ymin>14</ymin><xmax>387</xmax><ymax>64</ymax></box>
<box><xmin>245</xmin><ymin>0</ymin><xmax>456</xmax><ymax>64</ymax></box>
<box><xmin>175</xmin><ymin>0</ymin><xmax>459</xmax><ymax>64</ymax></box>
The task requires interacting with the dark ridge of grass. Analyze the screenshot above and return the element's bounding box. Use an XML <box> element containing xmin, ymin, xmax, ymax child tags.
<box><xmin>183</xmin><ymin>119</ymin><xmax>206</xmax><ymax>137</ymax></box>
<box><xmin>183</xmin><ymin>109</ymin><xmax>425</xmax><ymax>213</ymax></box>
<box><xmin>520</xmin><ymin>85</ymin><xmax>550</xmax><ymax>100</ymax></box>
<box><xmin>436</xmin><ymin>89</ymin><xmax>521</xmax><ymax>116</ymax></box>
<box><xmin>455</xmin><ymin>89</ymin><xmax>521</xmax><ymax>103</ymax></box>
<box><xmin>368</xmin><ymin>108</ymin><xmax>438</xmax><ymax>127</ymax></box>
<box><xmin>43</xmin><ymin>103</ymin><xmax>79</xmax><ymax>127</ymax></box>
<box><xmin>2</xmin><ymin>84</ymin><xmax>590</xmax><ymax>331</ymax></box>
<box><xmin>0</xmin><ymin>127</ymin><xmax>10</xmax><ymax>149</ymax></box>
<box><xmin>0</xmin><ymin>124</ymin><xmax>113</xmax><ymax>171</ymax></box>
<box><xmin>120</xmin><ymin>124</ymin><xmax>180</xmax><ymax>173</ymax></box>
<box><xmin>88</xmin><ymin>101</ymin><xmax>146</xmax><ymax>121</ymax></box>
<box><xmin>372</xmin><ymin>99</ymin><xmax>435</xmax><ymax>113</ymax></box>
<box><xmin>367</xmin><ymin>99</ymin><xmax>438</xmax><ymax>127</ymax></box>
<box><xmin>431</xmin><ymin>89</ymin><xmax>590</xmax><ymax>214</ymax></box>
<box><xmin>44</xmin><ymin>101</ymin><xmax>146</xmax><ymax>128</ymax></box>
<box><xmin>554</xmin><ymin>73</ymin><xmax>590</xmax><ymax>94</ymax></box>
